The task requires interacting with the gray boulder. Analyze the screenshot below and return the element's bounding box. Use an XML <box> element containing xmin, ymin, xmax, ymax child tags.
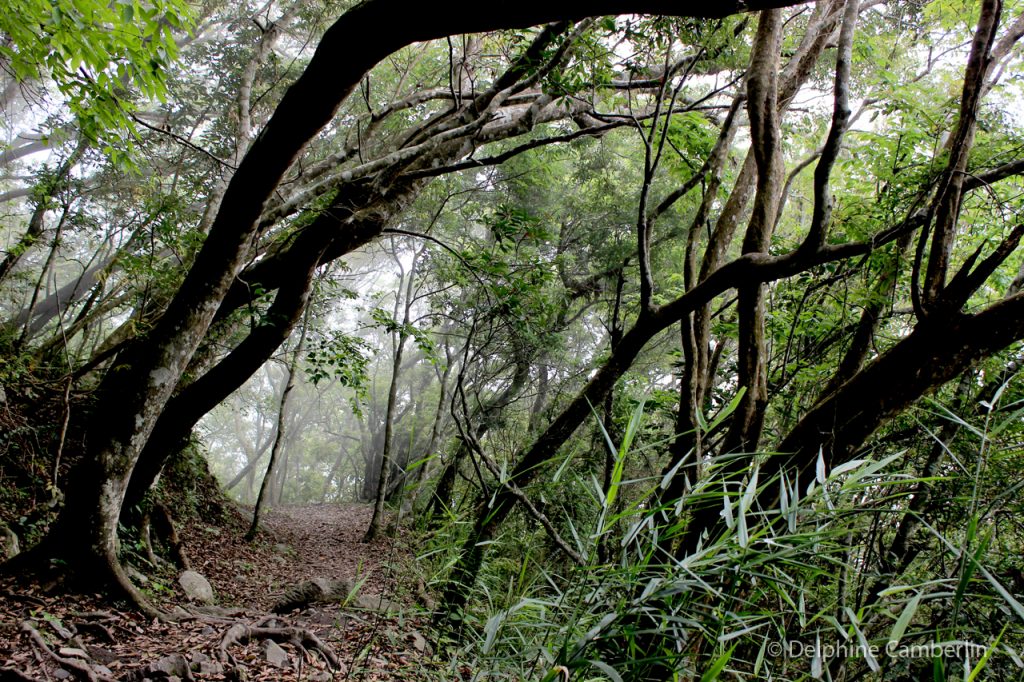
<box><xmin>178</xmin><ymin>570</ymin><xmax>215</xmax><ymax>604</ymax></box>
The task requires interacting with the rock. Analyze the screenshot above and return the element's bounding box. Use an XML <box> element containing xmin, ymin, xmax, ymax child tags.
<box><xmin>355</xmin><ymin>592</ymin><xmax>400</xmax><ymax>613</ymax></box>
<box><xmin>188</xmin><ymin>651</ymin><xmax>223</xmax><ymax>675</ymax></box>
<box><xmin>151</xmin><ymin>653</ymin><xmax>190</xmax><ymax>677</ymax></box>
<box><xmin>309</xmin><ymin>672</ymin><xmax>332</xmax><ymax>682</ymax></box>
<box><xmin>409</xmin><ymin>630</ymin><xmax>429</xmax><ymax>653</ymax></box>
<box><xmin>263</xmin><ymin>640</ymin><xmax>289</xmax><ymax>668</ymax></box>
<box><xmin>197</xmin><ymin>661</ymin><xmax>224</xmax><ymax>675</ymax></box>
<box><xmin>272</xmin><ymin>577</ymin><xmax>332</xmax><ymax>613</ymax></box>
<box><xmin>127</xmin><ymin>565</ymin><xmax>149</xmax><ymax>584</ymax></box>
<box><xmin>178</xmin><ymin>570</ymin><xmax>215</xmax><ymax>604</ymax></box>
<box><xmin>0</xmin><ymin>522</ymin><xmax>19</xmax><ymax>560</ymax></box>
<box><xmin>54</xmin><ymin>670</ymin><xmax>71</xmax><ymax>680</ymax></box>
<box><xmin>58</xmin><ymin>647</ymin><xmax>88</xmax><ymax>659</ymax></box>
<box><xmin>200</xmin><ymin>625</ymin><xmax>216</xmax><ymax>635</ymax></box>
<box><xmin>93</xmin><ymin>666</ymin><xmax>113</xmax><ymax>677</ymax></box>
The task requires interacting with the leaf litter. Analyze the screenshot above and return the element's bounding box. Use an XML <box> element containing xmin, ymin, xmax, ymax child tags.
<box><xmin>0</xmin><ymin>504</ymin><xmax>440</xmax><ymax>681</ymax></box>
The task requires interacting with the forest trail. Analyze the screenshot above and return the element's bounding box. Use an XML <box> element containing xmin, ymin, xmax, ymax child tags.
<box><xmin>0</xmin><ymin>504</ymin><xmax>438</xmax><ymax>681</ymax></box>
<box><xmin>190</xmin><ymin>504</ymin><xmax>400</xmax><ymax>610</ymax></box>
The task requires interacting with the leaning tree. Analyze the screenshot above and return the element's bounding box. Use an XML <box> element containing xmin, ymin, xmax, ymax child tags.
<box><xmin>436</xmin><ymin>0</ymin><xmax>1024</xmax><ymax>616</ymax></box>
<box><xmin>1</xmin><ymin>0</ymin><xmax>808</xmax><ymax>616</ymax></box>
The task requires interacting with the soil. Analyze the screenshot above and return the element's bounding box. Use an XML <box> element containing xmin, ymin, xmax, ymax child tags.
<box><xmin>0</xmin><ymin>504</ymin><xmax>448</xmax><ymax>681</ymax></box>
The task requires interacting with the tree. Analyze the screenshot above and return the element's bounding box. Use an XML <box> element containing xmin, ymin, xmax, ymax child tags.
<box><xmin>4</xmin><ymin>10</ymin><xmax>1024</xmax><ymax>674</ymax></box>
<box><xmin>434</xmin><ymin>0</ymin><xmax>1024</xmax><ymax>623</ymax></box>
<box><xmin>364</xmin><ymin>239</ymin><xmax>424</xmax><ymax>541</ymax></box>
<box><xmin>246</xmin><ymin>302</ymin><xmax>310</xmax><ymax>540</ymax></box>
<box><xmin>1</xmin><ymin>0</ymin><xmax>791</xmax><ymax>617</ymax></box>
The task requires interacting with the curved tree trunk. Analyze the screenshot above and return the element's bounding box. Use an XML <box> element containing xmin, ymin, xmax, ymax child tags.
<box><xmin>3</xmin><ymin>0</ymin><xmax>821</xmax><ymax>615</ymax></box>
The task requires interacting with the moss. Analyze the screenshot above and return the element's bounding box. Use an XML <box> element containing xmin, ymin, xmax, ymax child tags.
<box><xmin>153</xmin><ymin>439</ymin><xmax>228</xmax><ymax>524</ymax></box>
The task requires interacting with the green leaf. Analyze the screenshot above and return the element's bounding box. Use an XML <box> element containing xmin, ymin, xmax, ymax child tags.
<box><xmin>888</xmin><ymin>592</ymin><xmax>922</xmax><ymax>647</ymax></box>
<box><xmin>844</xmin><ymin>608</ymin><xmax>879</xmax><ymax>673</ymax></box>
<box><xmin>699</xmin><ymin>645</ymin><xmax>736</xmax><ymax>682</ymax></box>
<box><xmin>967</xmin><ymin>627</ymin><xmax>1005</xmax><ymax>682</ymax></box>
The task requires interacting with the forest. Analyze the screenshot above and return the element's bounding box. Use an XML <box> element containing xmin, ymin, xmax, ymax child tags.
<box><xmin>2</xmin><ymin>0</ymin><xmax>1024</xmax><ymax>679</ymax></box>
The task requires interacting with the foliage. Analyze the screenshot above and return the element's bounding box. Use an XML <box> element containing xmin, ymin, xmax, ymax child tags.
<box><xmin>4</xmin><ymin>1</ymin><xmax>1024</xmax><ymax>679</ymax></box>
<box><xmin>0</xmin><ymin>0</ymin><xmax>193</xmax><ymax>166</ymax></box>
<box><xmin>427</xmin><ymin>397</ymin><xmax>1024</xmax><ymax>681</ymax></box>
<box><xmin>304</xmin><ymin>331</ymin><xmax>370</xmax><ymax>395</ymax></box>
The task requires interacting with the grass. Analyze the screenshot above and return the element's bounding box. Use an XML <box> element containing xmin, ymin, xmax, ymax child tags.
<box><xmin>419</xmin><ymin>390</ymin><xmax>1024</xmax><ymax>681</ymax></box>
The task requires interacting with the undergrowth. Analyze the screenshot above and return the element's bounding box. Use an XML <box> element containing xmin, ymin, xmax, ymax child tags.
<box><xmin>421</xmin><ymin>392</ymin><xmax>1024</xmax><ymax>681</ymax></box>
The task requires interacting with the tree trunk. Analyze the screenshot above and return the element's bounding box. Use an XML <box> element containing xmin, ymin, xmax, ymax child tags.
<box><xmin>720</xmin><ymin>8</ymin><xmax>783</xmax><ymax>455</ymax></box>
<box><xmin>121</xmin><ymin>258</ymin><xmax>320</xmax><ymax>517</ymax></box>
<box><xmin>427</xmin><ymin>347</ymin><xmax>531</xmax><ymax>526</ymax></box>
<box><xmin>7</xmin><ymin>0</ymin><xmax>831</xmax><ymax>613</ymax></box>
<box><xmin>679</xmin><ymin>292</ymin><xmax>1024</xmax><ymax>554</ymax></box>
<box><xmin>247</xmin><ymin>308</ymin><xmax>310</xmax><ymax>540</ymax></box>
<box><xmin>365</xmin><ymin>245</ymin><xmax>420</xmax><ymax>542</ymax></box>
<box><xmin>406</xmin><ymin>350</ymin><xmax>453</xmax><ymax>517</ymax></box>
<box><xmin>224</xmin><ymin>431</ymin><xmax>276</xmax><ymax>493</ymax></box>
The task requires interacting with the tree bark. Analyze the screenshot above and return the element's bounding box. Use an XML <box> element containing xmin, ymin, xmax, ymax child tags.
<box><xmin>121</xmin><ymin>251</ymin><xmax>322</xmax><ymax>517</ymax></box>
<box><xmin>720</xmin><ymin>8</ymin><xmax>784</xmax><ymax>455</ymax></box>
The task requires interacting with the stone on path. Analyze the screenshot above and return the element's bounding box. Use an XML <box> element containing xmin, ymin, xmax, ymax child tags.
<box><xmin>151</xmin><ymin>653</ymin><xmax>191</xmax><ymax>677</ymax></box>
<box><xmin>264</xmin><ymin>640</ymin><xmax>290</xmax><ymax>668</ymax></box>
<box><xmin>178</xmin><ymin>570</ymin><xmax>215</xmax><ymax>603</ymax></box>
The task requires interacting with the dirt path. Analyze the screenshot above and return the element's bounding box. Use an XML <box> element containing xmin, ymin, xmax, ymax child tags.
<box><xmin>0</xmin><ymin>504</ymin><xmax>437</xmax><ymax>681</ymax></box>
<box><xmin>191</xmin><ymin>503</ymin><xmax>401</xmax><ymax>609</ymax></box>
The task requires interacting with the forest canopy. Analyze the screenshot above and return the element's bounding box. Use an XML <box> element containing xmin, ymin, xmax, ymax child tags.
<box><xmin>3</xmin><ymin>0</ymin><xmax>1024</xmax><ymax>679</ymax></box>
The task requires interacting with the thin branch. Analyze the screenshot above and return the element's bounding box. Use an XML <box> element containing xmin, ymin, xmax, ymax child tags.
<box><xmin>130</xmin><ymin>113</ymin><xmax>235</xmax><ymax>169</ymax></box>
<box><xmin>801</xmin><ymin>0</ymin><xmax>860</xmax><ymax>252</ymax></box>
<box><xmin>401</xmin><ymin>121</ymin><xmax>626</xmax><ymax>180</ymax></box>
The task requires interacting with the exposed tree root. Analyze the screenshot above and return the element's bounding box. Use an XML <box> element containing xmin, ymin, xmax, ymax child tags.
<box><xmin>72</xmin><ymin>619</ymin><xmax>116</xmax><ymax>644</ymax></box>
<box><xmin>0</xmin><ymin>534</ymin><xmax>52</xmax><ymax>579</ymax></box>
<box><xmin>2</xmin><ymin>590</ymin><xmax>46</xmax><ymax>607</ymax></box>
<box><xmin>218</xmin><ymin>620</ymin><xmax>342</xmax><ymax>670</ymax></box>
<box><xmin>21</xmin><ymin>620</ymin><xmax>116</xmax><ymax>682</ymax></box>
<box><xmin>1</xmin><ymin>533</ymin><xmax>172</xmax><ymax>624</ymax></box>
<box><xmin>138</xmin><ymin>511</ymin><xmax>162</xmax><ymax>568</ymax></box>
<box><xmin>0</xmin><ymin>666</ymin><xmax>41</xmax><ymax>681</ymax></box>
<box><xmin>139</xmin><ymin>502</ymin><xmax>190</xmax><ymax>571</ymax></box>
<box><xmin>108</xmin><ymin>558</ymin><xmax>172</xmax><ymax>623</ymax></box>
<box><xmin>152</xmin><ymin>502</ymin><xmax>190</xmax><ymax>570</ymax></box>
<box><xmin>67</xmin><ymin>611</ymin><xmax>121</xmax><ymax>642</ymax></box>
